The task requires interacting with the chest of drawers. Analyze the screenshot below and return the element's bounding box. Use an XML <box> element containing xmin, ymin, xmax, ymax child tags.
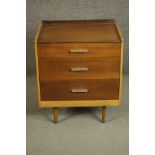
<box><xmin>35</xmin><ymin>19</ymin><xmax>123</xmax><ymax>123</ymax></box>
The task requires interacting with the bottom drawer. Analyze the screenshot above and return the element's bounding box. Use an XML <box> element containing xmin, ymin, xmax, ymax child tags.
<box><xmin>40</xmin><ymin>79</ymin><xmax>119</xmax><ymax>101</ymax></box>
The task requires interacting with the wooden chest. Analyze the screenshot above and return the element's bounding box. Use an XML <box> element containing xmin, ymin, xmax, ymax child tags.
<box><xmin>35</xmin><ymin>19</ymin><xmax>123</xmax><ymax>123</ymax></box>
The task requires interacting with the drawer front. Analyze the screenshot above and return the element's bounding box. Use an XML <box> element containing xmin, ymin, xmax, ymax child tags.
<box><xmin>37</xmin><ymin>43</ymin><xmax>121</xmax><ymax>59</ymax></box>
<box><xmin>39</xmin><ymin>58</ymin><xmax>120</xmax><ymax>80</ymax></box>
<box><xmin>40</xmin><ymin>79</ymin><xmax>119</xmax><ymax>101</ymax></box>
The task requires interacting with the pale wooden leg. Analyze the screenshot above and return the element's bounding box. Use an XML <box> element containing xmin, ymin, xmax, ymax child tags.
<box><xmin>53</xmin><ymin>108</ymin><xmax>58</xmax><ymax>124</ymax></box>
<box><xmin>102</xmin><ymin>106</ymin><xmax>106</xmax><ymax>123</ymax></box>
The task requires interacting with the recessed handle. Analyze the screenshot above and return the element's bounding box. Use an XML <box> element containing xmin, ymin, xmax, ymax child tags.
<box><xmin>71</xmin><ymin>89</ymin><xmax>88</xmax><ymax>93</ymax></box>
<box><xmin>70</xmin><ymin>67</ymin><xmax>88</xmax><ymax>72</ymax></box>
<box><xmin>70</xmin><ymin>49</ymin><xmax>88</xmax><ymax>53</ymax></box>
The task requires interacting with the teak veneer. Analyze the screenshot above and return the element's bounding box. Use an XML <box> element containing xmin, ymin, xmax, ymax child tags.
<box><xmin>35</xmin><ymin>19</ymin><xmax>124</xmax><ymax>124</ymax></box>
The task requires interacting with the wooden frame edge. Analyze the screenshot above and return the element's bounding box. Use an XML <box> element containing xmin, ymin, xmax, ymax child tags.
<box><xmin>39</xmin><ymin>100</ymin><xmax>120</xmax><ymax>108</ymax></box>
<box><xmin>115</xmin><ymin>22</ymin><xmax>124</xmax><ymax>103</ymax></box>
<box><xmin>42</xmin><ymin>19</ymin><xmax>116</xmax><ymax>24</ymax></box>
<box><xmin>34</xmin><ymin>23</ymin><xmax>42</xmax><ymax>106</ymax></box>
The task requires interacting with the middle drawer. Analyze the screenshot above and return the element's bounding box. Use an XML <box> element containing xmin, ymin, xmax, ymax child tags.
<box><xmin>39</xmin><ymin>58</ymin><xmax>120</xmax><ymax>80</ymax></box>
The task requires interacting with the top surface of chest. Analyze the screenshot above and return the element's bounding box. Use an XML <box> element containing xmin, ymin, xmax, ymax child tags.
<box><xmin>37</xmin><ymin>19</ymin><xmax>121</xmax><ymax>44</ymax></box>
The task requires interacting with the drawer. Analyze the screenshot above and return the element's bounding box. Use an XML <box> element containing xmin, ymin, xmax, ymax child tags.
<box><xmin>39</xmin><ymin>58</ymin><xmax>120</xmax><ymax>80</ymax></box>
<box><xmin>37</xmin><ymin>43</ymin><xmax>121</xmax><ymax>59</ymax></box>
<box><xmin>40</xmin><ymin>79</ymin><xmax>120</xmax><ymax>101</ymax></box>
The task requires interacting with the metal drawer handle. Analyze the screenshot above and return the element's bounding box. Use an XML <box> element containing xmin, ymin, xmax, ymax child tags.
<box><xmin>71</xmin><ymin>67</ymin><xmax>88</xmax><ymax>72</ymax></box>
<box><xmin>70</xmin><ymin>49</ymin><xmax>88</xmax><ymax>53</ymax></box>
<box><xmin>71</xmin><ymin>89</ymin><xmax>88</xmax><ymax>93</ymax></box>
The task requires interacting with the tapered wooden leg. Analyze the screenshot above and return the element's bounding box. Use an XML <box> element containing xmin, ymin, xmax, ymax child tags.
<box><xmin>53</xmin><ymin>108</ymin><xmax>58</xmax><ymax>124</ymax></box>
<box><xmin>102</xmin><ymin>106</ymin><xmax>106</xmax><ymax>123</ymax></box>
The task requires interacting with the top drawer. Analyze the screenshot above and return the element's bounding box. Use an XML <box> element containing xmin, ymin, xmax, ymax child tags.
<box><xmin>37</xmin><ymin>43</ymin><xmax>121</xmax><ymax>59</ymax></box>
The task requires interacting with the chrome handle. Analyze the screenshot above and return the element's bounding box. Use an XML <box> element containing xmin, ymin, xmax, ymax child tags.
<box><xmin>70</xmin><ymin>49</ymin><xmax>88</xmax><ymax>53</ymax></box>
<box><xmin>71</xmin><ymin>67</ymin><xmax>88</xmax><ymax>72</ymax></box>
<box><xmin>71</xmin><ymin>89</ymin><xmax>88</xmax><ymax>93</ymax></box>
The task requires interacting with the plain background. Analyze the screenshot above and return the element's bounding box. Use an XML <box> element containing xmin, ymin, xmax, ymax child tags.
<box><xmin>26</xmin><ymin>1</ymin><xmax>129</xmax><ymax>155</ymax></box>
<box><xmin>26</xmin><ymin>0</ymin><xmax>129</xmax><ymax>75</ymax></box>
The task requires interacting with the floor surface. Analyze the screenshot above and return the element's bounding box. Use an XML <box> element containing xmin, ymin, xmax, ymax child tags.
<box><xmin>26</xmin><ymin>74</ymin><xmax>129</xmax><ymax>155</ymax></box>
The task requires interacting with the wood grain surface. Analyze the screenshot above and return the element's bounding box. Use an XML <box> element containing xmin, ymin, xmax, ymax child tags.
<box><xmin>39</xmin><ymin>58</ymin><xmax>120</xmax><ymax>80</ymax></box>
<box><xmin>40</xmin><ymin>79</ymin><xmax>119</xmax><ymax>101</ymax></box>
<box><xmin>37</xmin><ymin>20</ymin><xmax>121</xmax><ymax>43</ymax></box>
<box><xmin>37</xmin><ymin>43</ymin><xmax>121</xmax><ymax>58</ymax></box>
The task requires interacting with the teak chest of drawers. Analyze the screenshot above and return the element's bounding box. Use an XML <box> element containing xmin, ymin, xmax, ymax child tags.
<box><xmin>35</xmin><ymin>19</ymin><xmax>123</xmax><ymax>124</ymax></box>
